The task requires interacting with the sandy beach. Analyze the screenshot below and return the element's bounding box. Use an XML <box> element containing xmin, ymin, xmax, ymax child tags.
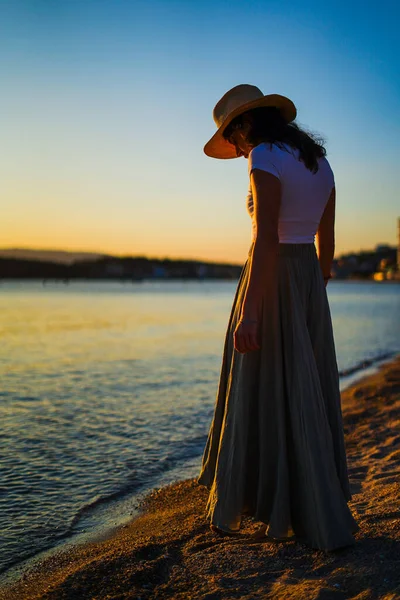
<box><xmin>1</xmin><ymin>355</ymin><xmax>399</xmax><ymax>600</ymax></box>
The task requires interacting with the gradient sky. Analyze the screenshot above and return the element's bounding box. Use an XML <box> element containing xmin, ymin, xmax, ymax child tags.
<box><xmin>1</xmin><ymin>0</ymin><xmax>399</xmax><ymax>263</ymax></box>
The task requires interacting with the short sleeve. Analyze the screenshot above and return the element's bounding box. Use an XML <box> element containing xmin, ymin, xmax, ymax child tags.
<box><xmin>329</xmin><ymin>163</ymin><xmax>335</xmax><ymax>190</ymax></box>
<box><xmin>320</xmin><ymin>157</ymin><xmax>335</xmax><ymax>192</ymax></box>
<box><xmin>248</xmin><ymin>143</ymin><xmax>281</xmax><ymax>179</ymax></box>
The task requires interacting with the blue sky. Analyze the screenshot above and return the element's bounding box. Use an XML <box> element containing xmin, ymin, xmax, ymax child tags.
<box><xmin>1</xmin><ymin>0</ymin><xmax>399</xmax><ymax>262</ymax></box>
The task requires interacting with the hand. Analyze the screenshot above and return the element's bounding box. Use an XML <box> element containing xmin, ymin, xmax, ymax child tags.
<box><xmin>233</xmin><ymin>319</ymin><xmax>260</xmax><ymax>354</ymax></box>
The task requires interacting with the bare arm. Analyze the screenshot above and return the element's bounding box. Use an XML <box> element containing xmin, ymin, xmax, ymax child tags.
<box><xmin>240</xmin><ymin>169</ymin><xmax>281</xmax><ymax>322</ymax></box>
<box><xmin>316</xmin><ymin>186</ymin><xmax>336</xmax><ymax>286</ymax></box>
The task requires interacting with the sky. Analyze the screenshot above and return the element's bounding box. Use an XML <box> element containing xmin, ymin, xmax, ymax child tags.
<box><xmin>0</xmin><ymin>0</ymin><xmax>399</xmax><ymax>263</ymax></box>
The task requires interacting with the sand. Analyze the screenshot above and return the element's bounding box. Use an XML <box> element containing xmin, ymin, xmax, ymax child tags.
<box><xmin>1</xmin><ymin>355</ymin><xmax>399</xmax><ymax>600</ymax></box>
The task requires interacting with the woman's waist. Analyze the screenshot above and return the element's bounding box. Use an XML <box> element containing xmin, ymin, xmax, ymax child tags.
<box><xmin>247</xmin><ymin>241</ymin><xmax>317</xmax><ymax>258</ymax></box>
<box><xmin>250</xmin><ymin>217</ymin><xmax>318</xmax><ymax>241</ymax></box>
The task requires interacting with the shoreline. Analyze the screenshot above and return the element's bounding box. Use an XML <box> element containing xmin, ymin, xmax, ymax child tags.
<box><xmin>0</xmin><ymin>353</ymin><xmax>396</xmax><ymax>581</ymax></box>
<box><xmin>0</xmin><ymin>352</ymin><xmax>394</xmax><ymax>582</ymax></box>
<box><xmin>1</xmin><ymin>354</ymin><xmax>399</xmax><ymax>599</ymax></box>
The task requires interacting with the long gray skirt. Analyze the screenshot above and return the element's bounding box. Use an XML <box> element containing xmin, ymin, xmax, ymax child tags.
<box><xmin>197</xmin><ymin>242</ymin><xmax>359</xmax><ymax>551</ymax></box>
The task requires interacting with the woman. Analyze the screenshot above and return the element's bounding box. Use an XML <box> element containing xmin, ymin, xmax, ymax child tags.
<box><xmin>197</xmin><ymin>84</ymin><xmax>359</xmax><ymax>552</ymax></box>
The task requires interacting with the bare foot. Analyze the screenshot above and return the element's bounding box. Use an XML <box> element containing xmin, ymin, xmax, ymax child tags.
<box><xmin>249</xmin><ymin>524</ymin><xmax>295</xmax><ymax>543</ymax></box>
<box><xmin>249</xmin><ymin>524</ymin><xmax>268</xmax><ymax>539</ymax></box>
<box><xmin>210</xmin><ymin>524</ymin><xmax>239</xmax><ymax>537</ymax></box>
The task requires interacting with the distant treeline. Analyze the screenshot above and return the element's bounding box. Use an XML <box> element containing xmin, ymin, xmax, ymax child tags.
<box><xmin>0</xmin><ymin>245</ymin><xmax>397</xmax><ymax>281</ymax></box>
<box><xmin>0</xmin><ymin>256</ymin><xmax>243</xmax><ymax>280</ymax></box>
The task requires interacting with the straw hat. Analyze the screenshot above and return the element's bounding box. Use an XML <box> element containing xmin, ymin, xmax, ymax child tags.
<box><xmin>204</xmin><ymin>84</ymin><xmax>297</xmax><ymax>159</ymax></box>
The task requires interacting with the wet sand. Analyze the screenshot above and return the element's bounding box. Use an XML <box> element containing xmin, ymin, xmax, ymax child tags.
<box><xmin>1</xmin><ymin>356</ymin><xmax>399</xmax><ymax>600</ymax></box>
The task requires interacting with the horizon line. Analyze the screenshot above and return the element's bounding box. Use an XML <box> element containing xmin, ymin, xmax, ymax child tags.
<box><xmin>0</xmin><ymin>242</ymin><xmax>397</xmax><ymax>264</ymax></box>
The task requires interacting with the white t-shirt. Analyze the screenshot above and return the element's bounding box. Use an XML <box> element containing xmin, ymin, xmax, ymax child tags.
<box><xmin>246</xmin><ymin>142</ymin><xmax>335</xmax><ymax>243</ymax></box>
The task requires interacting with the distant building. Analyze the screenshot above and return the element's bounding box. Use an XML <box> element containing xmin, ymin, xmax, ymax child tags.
<box><xmin>375</xmin><ymin>244</ymin><xmax>393</xmax><ymax>253</ymax></box>
<box><xmin>152</xmin><ymin>265</ymin><xmax>167</xmax><ymax>279</ymax></box>
<box><xmin>104</xmin><ymin>262</ymin><xmax>125</xmax><ymax>277</ymax></box>
<box><xmin>196</xmin><ymin>264</ymin><xmax>209</xmax><ymax>278</ymax></box>
<box><xmin>373</xmin><ymin>272</ymin><xmax>385</xmax><ymax>281</ymax></box>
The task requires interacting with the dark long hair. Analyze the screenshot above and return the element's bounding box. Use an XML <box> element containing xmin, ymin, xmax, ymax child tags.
<box><xmin>223</xmin><ymin>106</ymin><xmax>327</xmax><ymax>173</ymax></box>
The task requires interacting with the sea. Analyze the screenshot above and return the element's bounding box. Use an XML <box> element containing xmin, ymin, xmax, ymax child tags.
<box><xmin>0</xmin><ymin>279</ymin><xmax>399</xmax><ymax>577</ymax></box>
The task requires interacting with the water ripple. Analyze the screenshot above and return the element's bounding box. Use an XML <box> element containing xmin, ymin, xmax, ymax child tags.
<box><xmin>0</xmin><ymin>280</ymin><xmax>399</xmax><ymax>574</ymax></box>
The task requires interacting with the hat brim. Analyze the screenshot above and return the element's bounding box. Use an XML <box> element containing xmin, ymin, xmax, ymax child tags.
<box><xmin>203</xmin><ymin>94</ymin><xmax>297</xmax><ymax>159</ymax></box>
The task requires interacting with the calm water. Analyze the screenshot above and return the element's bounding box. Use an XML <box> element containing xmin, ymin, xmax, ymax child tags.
<box><xmin>0</xmin><ymin>279</ymin><xmax>399</xmax><ymax>574</ymax></box>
